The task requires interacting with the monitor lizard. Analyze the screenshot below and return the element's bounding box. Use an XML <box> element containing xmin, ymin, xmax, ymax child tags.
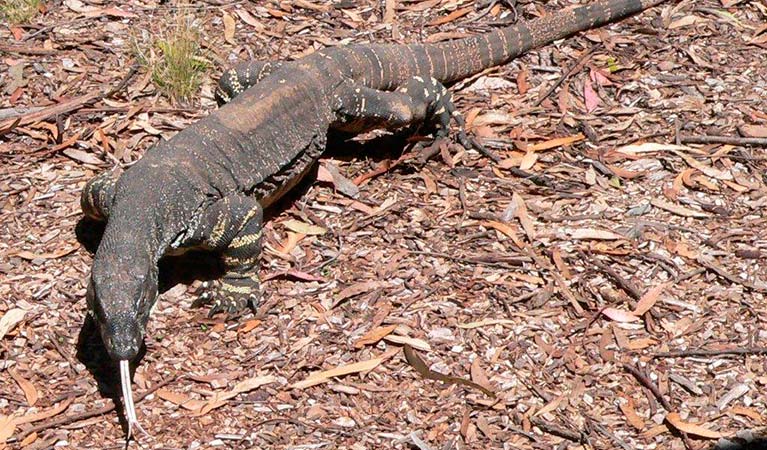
<box><xmin>80</xmin><ymin>0</ymin><xmax>667</xmax><ymax>438</ymax></box>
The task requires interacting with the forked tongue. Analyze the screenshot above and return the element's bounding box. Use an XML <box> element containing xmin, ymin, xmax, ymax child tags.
<box><xmin>120</xmin><ymin>360</ymin><xmax>150</xmax><ymax>442</ymax></box>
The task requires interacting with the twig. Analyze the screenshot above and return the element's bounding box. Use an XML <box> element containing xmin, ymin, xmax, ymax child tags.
<box><xmin>0</xmin><ymin>63</ymin><xmax>139</xmax><ymax>136</ymax></box>
<box><xmin>697</xmin><ymin>255</ymin><xmax>767</xmax><ymax>293</ymax></box>
<box><xmin>653</xmin><ymin>347</ymin><xmax>767</xmax><ymax>359</ymax></box>
<box><xmin>0</xmin><ymin>107</ymin><xmax>44</xmax><ymax>121</ymax></box>
<box><xmin>534</xmin><ymin>46</ymin><xmax>596</xmax><ymax>106</ymax></box>
<box><xmin>579</xmin><ymin>251</ymin><xmax>642</xmax><ymax>300</ymax></box>
<box><xmin>529</xmin><ymin>417</ymin><xmax>583</xmax><ymax>442</ymax></box>
<box><xmin>623</xmin><ymin>364</ymin><xmax>696</xmax><ymax>450</ymax></box>
<box><xmin>15</xmin><ymin>376</ymin><xmax>177</xmax><ymax>442</ymax></box>
<box><xmin>407</xmin><ymin>250</ymin><xmax>531</xmax><ymax>268</ymax></box>
<box><xmin>0</xmin><ymin>44</ymin><xmax>57</xmax><ymax>55</ymax></box>
<box><xmin>680</xmin><ymin>135</ymin><xmax>767</xmax><ymax>146</ymax></box>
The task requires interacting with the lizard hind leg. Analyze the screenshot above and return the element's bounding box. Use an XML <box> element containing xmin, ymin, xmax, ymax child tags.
<box><xmin>398</xmin><ymin>76</ymin><xmax>499</xmax><ymax>162</ymax></box>
<box><xmin>80</xmin><ymin>169</ymin><xmax>120</xmax><ymax>221</ymax></box>
<box><xmin>215</xmin><ymin>60</ymin><xmax>283</xmax><ymax>105</ymax></box>
<box><xmin>190</xmin><ymin>195</ymin><xmax>263</xmax><ymax>317</ymax></box>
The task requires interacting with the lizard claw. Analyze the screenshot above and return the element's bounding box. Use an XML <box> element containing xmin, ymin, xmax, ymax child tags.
<box><xmin>193</xmin><ymin>278</ymin><xmax>260</xmax><ymax>317</ymax></box>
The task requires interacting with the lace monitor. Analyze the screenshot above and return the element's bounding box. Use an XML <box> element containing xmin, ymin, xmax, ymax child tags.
<box><xmin>81</xmin><ymin>0</ymin><xmax>666</xmax><ymax>437</ymax></box>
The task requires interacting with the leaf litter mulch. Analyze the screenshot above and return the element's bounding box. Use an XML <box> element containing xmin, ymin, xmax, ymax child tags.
<box><xmin>1</xmin><ymin>1</ymin><xmax>767</xmax><ymax>449</ymax></box>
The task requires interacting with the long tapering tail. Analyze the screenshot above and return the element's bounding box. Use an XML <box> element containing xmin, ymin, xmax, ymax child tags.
<box><xmin>428</xmin><ymin>0</ymin><xmax>667</xmax><ymax>83</ymax></box>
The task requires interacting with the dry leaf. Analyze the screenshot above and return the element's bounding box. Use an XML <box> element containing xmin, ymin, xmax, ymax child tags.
<box><xmin>238</xmin><ymin>319</ymin><xmax>261</xmax><ymax>334</ymax></box>
<box><xmin>665</xmin><ymin>412</ymin><xmax>723</xmax><ymax>439</ymax></box>
<box><xmin>354</xmin><ymin>324</ymin><xmax>397</xmax><ymax>348</ymax></box>
<box><xmin>511</xmin><ymin>192</ymin><xmax>536</xmax><ymax>241</ymax></box>
<box><xmin>619</xmin><ymin>396</ymin><xmax>645</xmax><ymax>430</ymax></box>
<box><xmin>483</xmin><ymin>220</ymin><xmax>525</xmax><ymax>248</ymax></box>
<box><xmin>427</xmin><ymin>6</ymin><xmax>472</xmax><ymax>26</ymax></box>
<box><xmin>335</xmin><ymin>281</ymin><xmax>381</xmax><ymax>303</ymax></box>
<box><xmin>291</xmin><ymin>358</ymin><xmax>384</xmax><ymax>389</ymax></box>
<box><xmin>569</xmin><ymin>228</ymin><xmax>625</xmax><ymax>240</ymax></box>
<box><xmin>281</xmin><ymin>219</ymin><xmax>326</xmax><ymax>235</ymax></box>
<box><xmin>633</xmin><ymin>283</ymin><xmax>667</xmax><ymax>316</ymax></box>
<box><xmin>519</xmin><ymin>151</ymin><xmax>537</xmax><ymax>170</ymax></box>
<box><xmin>527</xmin><ymin>133</ymin><xmax>584</xmax><ymax>151</ymax></box>
<box><xmin>650</xmin><ymin>198</ymin><xmax>709</xmax><ymax>218</ymax></box>
<box><xmin>8</xmin><ymin>369</ymin><xmax>38</xmax><ymax>406</ymax></box>
<box><xmin>0</xmin><ymin>309</ymin><xmax>26</xmax><ymax>340</ymax></box>
<box><xmin>458</xmin><ymin>319</ymin><xmax>516</xmax><ymax>329</ymax></box>
<box><xmin>383</xmin><ymin>334</ymin><xmax>431</xmax><ymax>351</ymax></box>
<box><xmin>223</xmin><ymin>12</ymin><xmax>236</xmax><ymax>44</ymax></box>
<box><xmin>602</xmin><ymin>308</ymin><xmax>640</xmax><ymax>323</ymax></box>
<box><xmin>195</xmin><ymin>376</ymin><xmax>276</xmax><ymax>415</ymax></box>
<box><xmin>277</xmin><ymin>231</ymin><xmax>305</xmax><ymax>254</ymax></box>
<box><xmin>15</xmin><ymin>397</ymin><xmax>73</xmax><ymax>426</ymax></box>
<box><xmin>470</xmin><ymin>359</ymin><xmax>492</xmax><ymax>391</ymax></box>
<box><xmin>0</xmin><ymin>415</ymin><xmax>16</xmax><ymax>444</ymax></box>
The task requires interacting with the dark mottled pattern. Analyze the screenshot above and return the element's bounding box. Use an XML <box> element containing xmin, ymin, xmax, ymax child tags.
<box><xmin>81</xmin><ymin>0</ymin><xmax>666</xmax><ymax>362</ymax></box>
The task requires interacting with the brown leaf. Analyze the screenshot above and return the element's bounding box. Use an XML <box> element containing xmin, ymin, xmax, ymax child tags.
<box><xmin>291</xmin><ymin>358</ymin><xmax>383</xmax><ymax>389</ymax></box>
<box><xmin>156</xmin><ymin>388</ymin><xmax>206</xmax><ymax>411</ymax></box>
<box><xmin>276</xmin><ymin>231</ymin><xmax>305</xmax><ymax>254</ymax></box>
<box><xmin>633</xmin><ymin>283</ymin><xmax>667</xmax><ymax>316</ymax></box>
<box><xmin>427</xmin><ymin>6</ymin><xmax>472</xmax><ymax>26</ymax></box>
<box><xmin>619</xmin><ymin>396</ymin><xmax>645</xmax><ymax>430</ymax></box>
<box><xmin>404</xmin><ymin>346</ymin><xmax>494</xmax><ymax>397</ymax></box>
<box><xmin>511</xmin><ymin>192</ymin><xmax>536</xmax><ymax>241</ymax></box>
<box><xmin>470</xmin><ymin>359</ymin><xmax>493</xmax><ymax>393</ymax></box>
<box><xmin>335</xmin><ymin>281</ymin><xmax>381</xmax><ymax>303</ymax></box>
<box><xmin>15</xmin><ymin>247</ymin><xmax>77</xmax><ymax>260</ymax></box>
<box><xmin>223</xmin><ymin>12</ymin><xmax>236</xmax><ymax>44</ymax></box>
<box><xmin>383</xmin><ymin>334</ymin><xmax>431</xmax><ymax>351</ymax></box>
<box><xmin>569</xmin><ymin>228</ymin><xmax>625</xmax><ymax>240</ymax></box>
<box><xmin>527</xmin><ymin>133</ymin><xmax>584</xmax><ymax>151</ymax></box>
<box><xmin>516</xmin><ymin>66</ymin><xmax>529</xmax><ymax>95</ymax></box>
<box><xmin>354</xmin><ymin>324</ymin><xmax>397</xmax><ymax>349</ymax></box>
<box><xmin>281</xmin><ymin>219</ymin><xmax>326</xmax><ymax>236</ymax></box>
<box><xmin>583</xmin><ymin>77</ymin><xmax>600</xmax><ymax>112</ymax></box>
<box><xmin>665</xmin><ymin>412</ymin><xmax>723</xmax><ymax>439</ymax></box>
<box><xmin>8</xmin><ymin>369</ymin><xmax>38</xmax><ymax>406</ymax></box>
<box><xmin>601</xmin><ymin>308</ymin><xmax>640</xmax><ymax>323</ymax></box>
<box><xmin>0</xmin><ymin>309</ymin><xmax>26</xmax><ymax>340</ymax></box>
<box><xmin>483</xmin><ymin>220</ymin><xmax>525</xmax><ymax>248</ymax></box>
<box><xmin>195</xmin><ymin>376</ymin><xmax>276</xmax><ymax>415</ymax></box>
<box><xmin>238</xmin><ymin>319</ymin><xmax>261</xmax><ymax>334</ymax></box>
<box><xmin>739</xmin><ymin>124</ymin><xmax>767</xmax><ymax>138</ymax></box>
<box><xmin>15</xmin><ymin>397</ymin><xmax>73</xmax><ymax>426</ymax></box>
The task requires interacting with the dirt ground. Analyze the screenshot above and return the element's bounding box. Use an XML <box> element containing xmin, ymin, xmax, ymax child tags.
<box><xmin>1</xmin><ymin>1</ymin><xmax>766</xmax><ymax>449</ymax></box>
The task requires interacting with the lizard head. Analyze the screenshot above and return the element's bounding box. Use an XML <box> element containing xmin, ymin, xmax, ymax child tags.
<box><xmin>87</xmin><ymin>249</ymin><xmax>158</xmax><ymax>361</ymax></box>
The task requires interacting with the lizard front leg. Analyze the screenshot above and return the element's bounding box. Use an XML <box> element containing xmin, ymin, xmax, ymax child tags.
<box><xmin>215</xmin><ymin>60</ymin><xmax>283</xmax><ymax>105</ymax></box>
<box><xmin>189</xmin><ymin>195</ymin><xmax>263</xmax><ymax>316</ymax></box>
<box><xmin>81</xmin><ymin>169</ymin><xmax>120</xmax><ymax>221</ymax></box>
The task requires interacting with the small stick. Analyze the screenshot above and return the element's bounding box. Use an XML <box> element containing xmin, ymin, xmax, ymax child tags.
<box><xmin>623</xmin><ymin>363</ymin><xmax>697</xmax><ymax>450</ymax></box>
<box><xmin>15</xmin><ymin>376</ymin><xmax>177</xmax><ymax>442</ymax></box>
<box><xmin>680</xmin><ymin>135</ymin><xmax>767</xmax><ymax>146</ymax></box>
<box><xmin>579</xmin><ymin>251</ymin><xmax>642</xmax><ymax>300</ymax></box>
<box><xmin>529</xmin><ymin>417</ymin><xmax>583</xmax><ymax>442</ymax></box>
<box><xmin>653</xmin><ymin>347</ymin><xmax>767</xmax><ymax>359</ymax></box>
<box><xmin>534</xmin><ymin>46</ymin><xmax>596</xmax><ymax>106</ymax></box>
<box><xmin>697</xmin><ymin>255</ymin><xmax>767</xmax><ymax>293</ymax></box>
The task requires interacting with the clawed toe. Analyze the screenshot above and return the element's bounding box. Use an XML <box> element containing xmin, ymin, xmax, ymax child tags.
<box><xmin>193</xmin><ymin>279</ymin><xmax>260</xmax><ymax>317</ymax></box>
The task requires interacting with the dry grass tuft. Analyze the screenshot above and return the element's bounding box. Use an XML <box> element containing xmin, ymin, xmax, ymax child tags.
<box><xmin>1</xmin><ymin>0</ymin><xmax>42</xmax><ymax>24</ymax></box>
<box><xmin>133</xmin><ymin>16</ymin><xmax>209</xmax><ymax>104</ymax></box>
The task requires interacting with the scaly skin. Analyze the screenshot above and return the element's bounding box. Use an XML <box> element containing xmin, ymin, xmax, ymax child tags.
<box><xmin>83</xmin><ymin>0</ymin><xmax>666</xmax><ymax>361</ymax></box>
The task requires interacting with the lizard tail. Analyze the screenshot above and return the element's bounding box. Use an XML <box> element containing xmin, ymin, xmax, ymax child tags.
<box><xmin>426</xmin><ymin>0</ymin><xmax>667</xmax><ymax>84</ymax></box>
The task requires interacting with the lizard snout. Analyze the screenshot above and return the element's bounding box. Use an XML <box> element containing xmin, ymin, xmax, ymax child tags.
<box><xmin>102</xmin><ymin>319</ymin><xmax>142</xmax><ymax>361</ymax></box>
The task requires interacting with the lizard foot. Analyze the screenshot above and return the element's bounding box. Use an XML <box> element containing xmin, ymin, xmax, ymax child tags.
<box><xmin>192</xmin><ymin>277</ymin><xmax>260</xmax><ymax>317</ymax></box>
<box><xmin>399</xmin><ymin>76</ymin><xmax>500</xmax><ymax>163</ymax></box>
